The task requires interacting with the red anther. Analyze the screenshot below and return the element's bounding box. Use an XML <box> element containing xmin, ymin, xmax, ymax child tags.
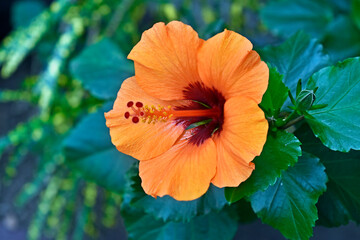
<box><xmin>124</xmin><ymin>112</ymin><xmax>130</xmax><ymax>119</ymax></box>
<box><xmin>140</xmin><ymin>112</ymin><xmax>145</xmax><ymax>116</ymax></box>
<box><xmin>132</xmin><ymin>117</ymin><xmax>139</xmax><ymax>123</ymax></box>
<box><xmin>127</xmin><ymin>101</ymin><xmax>134</xmax><ymax>107</ymax></box>
<box><xmin>136</xmin><ymin>102</ymin><xmax>143</xmax><ymax>108</ymax></box>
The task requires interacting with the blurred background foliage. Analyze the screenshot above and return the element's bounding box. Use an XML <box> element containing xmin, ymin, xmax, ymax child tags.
<box><xmin>0</xmin><ymin>0</ymin><xmax>359</xmax><ymax>239</ymax></box>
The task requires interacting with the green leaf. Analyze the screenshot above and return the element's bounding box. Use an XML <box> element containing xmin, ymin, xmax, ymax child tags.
<box><xmin>250</xmin><ymin>153</ymin><xmax>327</xmax><ymax>240</ymax></box>
<box><xmin>70</xmin><ymin>38</ymin><xmax>134</xmax><ymax>100</ymax></box>
<box><xmin>259</xmin><ymin>32</ymin><xmax>330</xmax><ymax>106</ymax></box>
<box><xmin>323</xmin><ymin>15</ymin><xmax>360</xmax><ymax>63</ymax></box>
<box><xmin>225</xmin><ymin>130</ymin><xmax>301</xmax><ymax>203</ymax></box>
<box><xmin>260</xmin><ymin>67</ymin><xmax>288</xmax><ymax>118</ymax></box>
<box><xmin>63</xmin><ymin>104</ymin><xmax>135</xmax><ymax>193</ymax></box>
<box><xmin>11</xmin><ymin>0</ymin><xmax>46</xmax><ymax>29</ymax></box>
<box><xmin>296</xmin><ymin>125</ymin><xmax>360</xmax><ymax>227</ymax></box>
<box><xmin>305</xmin><ymin>57</ymin><xmax>360</xmax><ymax>152</ymax></box>
<box><xmin>124</xmin><ymin>166</ymin><xmax>227</xmax><ymax>222</ymax></box>
<box><xmin>260</xmin><ymin>0</ymin><xmax>333</xmax><ymax>39</ymax></box>
<box><xmin>296</xmin><ymin>79</ymin><xmax>302</xmax><ymax>97</ymax></box>
<box><xmin>352</xmin><ymin>0</ymin><xmax>360</xmax><ymax>30</ymax></box>
<box><xmin>186</xmin><ymin>119</ymin><xmax>213</xmax><ymax>130</ymax></box>
<box><xmin>122</xmin><ymin>206</ymin><xmax>238</xmax><ymax>240</ymax></box>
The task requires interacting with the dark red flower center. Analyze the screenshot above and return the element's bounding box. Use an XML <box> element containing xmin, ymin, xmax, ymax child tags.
<box><xmin>176</xmin><ymin>82</ymin><xmax>225</xmax><ymax>145</ymax></box>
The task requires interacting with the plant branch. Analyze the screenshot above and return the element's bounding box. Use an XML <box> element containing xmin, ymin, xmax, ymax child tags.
<box><xmin>279</xmin><ymin>115</ymin><xmax>304</xmax><ymax>130</ymax></box>
<box><xmin>275</xmin><ymin>111</ymin><xmax>297</xmax><ymax>128</ymax></box>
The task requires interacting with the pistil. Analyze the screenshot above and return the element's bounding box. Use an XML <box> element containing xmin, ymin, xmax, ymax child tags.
<box><xmin>124</xmin><ymin>101</ymin><xmax>221</xmax><ymax>124</ymax></box>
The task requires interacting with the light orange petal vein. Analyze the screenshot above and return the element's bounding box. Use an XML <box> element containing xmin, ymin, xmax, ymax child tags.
<box><xmin>197</xmin><ymin>29</ymin><xmax>269</xmax><ymax>102</ymax></box>
<box><xmin>105</xmin><ymin>77</ymin><xmax>185</xmax><ymax>160</ymax></box>
<box><xmin>211</xmin><ymin>96</ymin><xmax>268</xmax><ymax>187</ymax></box>
<box><xmin>139</xmin><ymin>130</ymin><xmax>217</xmax><ymax>201</ymax></box>
<box><xmin>128</xmin><ymin>21</ymin><xmax>204</xmax><ymax>101</ymax></box>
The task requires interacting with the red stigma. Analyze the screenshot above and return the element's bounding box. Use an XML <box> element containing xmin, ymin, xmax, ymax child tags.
<box><xmin>136</xmin><ymin>102</ymin><xmax>143</xmax><ymax>108</ymax></box>
<box><xmin>132</xmin><ymin>117</ymin><xmax>139</xmax><ymax>123</ymax></box>
<box><xmin>127</xmin><ymin>101</ymin><xmax>134</xmax><ymax>107</ymax></box>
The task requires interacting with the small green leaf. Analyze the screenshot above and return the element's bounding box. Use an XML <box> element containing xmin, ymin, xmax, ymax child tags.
<box><xmin>225</xmin><ymin>130</ymin><xmax>301</xmax><ymax>203</ymax></box>
<box><xmin>124</xmin><ymin>166</ymin><xmax>227</xmax><ymax>222</ymax></box>
<box><xmin>63</xmin><ymin>104</ymin><xmax>135</xmax><ymax>193</ymax></box>
<box><xmin>260</xmin><ymin>67</ymin><xmax>288</xmax><ymax>117</ymax></box>
<box><xmin>296</xmin><ymin>125</ymin><xmax>360</xmax><ymax>227</ymax></box>
<box><xmin>186</xmin><ymin>119</ymin><xmax>213</xmax><ymax>130</ymax></box>
<box><xmin>191</xmin><ymin>100</ymin><xmax>211</xmax><ymax>109</ymax></box>
<box><xmin>70</xmin><ymin>38</ymin><xmax>134</xmax><ymax>100</ymax></box>
<box><xmin>250</xmin><ymin>153</ymin><xmax>327</xmax><ymax>240</ymax></box>
<box><xmin>296</xmin><ymin>79</ymin><xmax>302</xmax><ymax>97</ymax></box>
<box><xmin>309</xmin><ymin>104</ymin><xmax>328</xmax><ymax>110</ymax></box>
<box><xmin>260</xmin><ymin>0</ymin><xmax>333</xmax><ymax>39</ymax></box>
<box><xmin>305</xmin><ymin>57</ymin><xmax>360</xmax><ymax>152</ymax></box>
<box><xmin>259</xmin><ymin>32</ymin><xmax>330</xmax><ymax>107</ymax></box>
<box><xmin>122</xmin><ymin>206</ymin><xmax>238</xmax><ymax>240</ymax></box>
<box><xmin>288</xmin><ymin>91</ymin><xmax>296</xmax><ymax>105</ymax></box>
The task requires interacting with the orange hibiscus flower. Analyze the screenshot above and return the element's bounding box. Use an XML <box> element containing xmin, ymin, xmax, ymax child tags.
<box><xmin>105</xmin><ymin>21</ymin><xmax>268</xmax><ymax>201</ymax></box>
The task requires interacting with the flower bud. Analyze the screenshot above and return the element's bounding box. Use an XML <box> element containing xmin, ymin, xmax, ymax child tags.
<box><xmin>295</xmin><ymin>89</ymin><xmax>316</xmax><ymax>112</ymax></box>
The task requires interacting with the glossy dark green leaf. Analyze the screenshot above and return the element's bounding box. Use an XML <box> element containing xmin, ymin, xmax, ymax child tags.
<box><xmin>122</xmin><ymin>206</ymin><xmax>238</xmax><ymax>240</ymax></box>
<box><xmin>225</xmin><ymin>130</ymin><xmax>301</xmax><ymax>203</ymax></box>
<box><xmin>70</xmin><ymin>38</ymin><xmax>134</xmax><ymax>100</ymax></box>
<box><xmin>124</xmin><ymin>166</ymin><xmax>227</xmax><ymax>222</ymax></box>
<box><xmin>260</xmin><ymin>67</ymin><xmax>288</xmax><ymax>118</ymax></box>
<box><xmin>63</xmin><ymin>104</ymin><xmax>135</xmax><ymax>193</ymax></box>
<box><xmin>296</xmin><ymin>125</ymin><xmax>360</xmax><ymax>227</ymax></box>
<box><xmin>323</xmin><ymin>15</ymin><xmax>360</xmax><ymax>63</ymax></box>
<box><xmin>305</xmin><ymin>57</ymin><xmax>360</xmax><ymax>152</ymax></box>
<box><xmin>260</xmin><ymin>0</ymin><xmax>333</xmax><ymax>39</ymax></box>
<box><xmin>250</xmin><ymin>153</ymin><xmax>327</xmax><ymax>240</ymax></box>
<box><xmin>259</xmin><ymin>32</ymin><xmax>330</xmax><ymax>106</ymax></box>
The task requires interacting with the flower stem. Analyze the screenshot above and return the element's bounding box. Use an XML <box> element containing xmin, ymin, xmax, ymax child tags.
<box><xmin>274</xmin><ymin>110</ymin><xmax>305</xmax><ymax>130</ymax></box>
<box><xmin>276</xmin><ymin>111</ymin><xmax>297</xmax><ymax>128</ymax></box>
<box><xmin>279</xmin><ymin>115</ymin><xmax>305</xmax><ymax>130</ymax></box>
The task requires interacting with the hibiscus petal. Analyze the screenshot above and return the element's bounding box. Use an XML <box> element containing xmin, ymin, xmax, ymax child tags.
<box><xmin>198</xmin><ymin>30</ymin><xmax>268</xmax><ymax>103</ymax></box>
<box><xmin>139</xmin><ymin>130</ymin><xmax>217</xmax><ymax>201</ymax></box>
<box><xmin>128</xmin><ymin>21</ymin><xmax>203</xmax><ymax>101</ymax></box>
<box><xmin>211</xmin><ymin>96</ymin><xmax>268</xmax><ymax>187</ymax></box>
<box><xmin>105</xmin><ymin>77</ymin><xmax>185</xmax><ymax>160</ymax></box>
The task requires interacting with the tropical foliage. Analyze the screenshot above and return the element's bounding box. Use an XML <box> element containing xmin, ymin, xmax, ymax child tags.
<box><xmin>0</xmin><ymin>0</ymin><xmax>359</xmax><ymax>239</ymax></box>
